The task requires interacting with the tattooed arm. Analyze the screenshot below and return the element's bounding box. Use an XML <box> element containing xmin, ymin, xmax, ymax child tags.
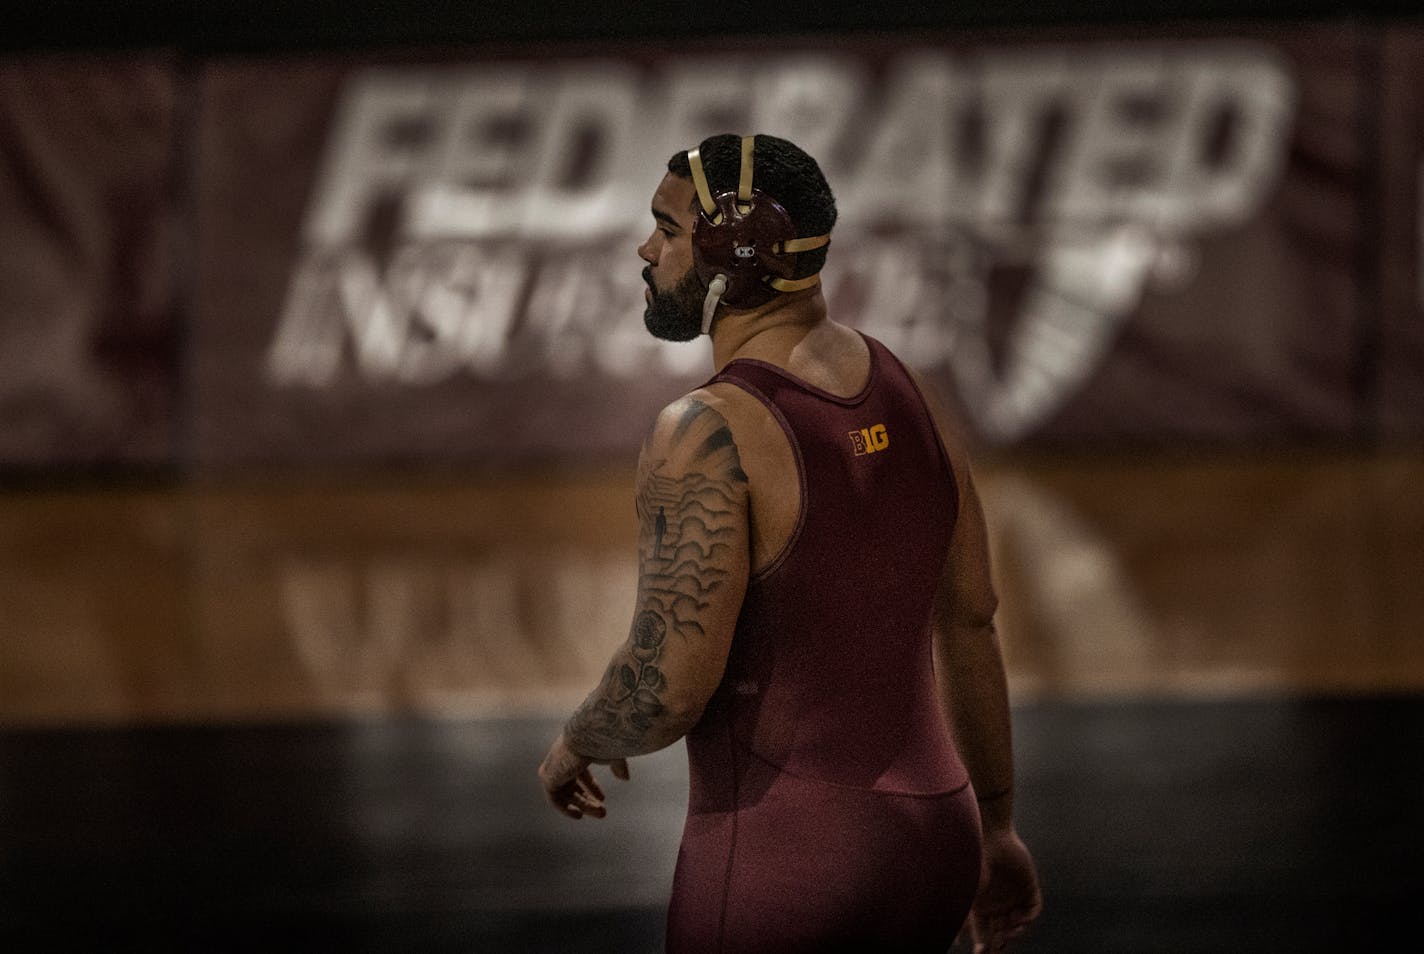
<box><xmin>539</xmin><ymin>392</ymin><xmax>750</xmax><ymax>818</ymax></box>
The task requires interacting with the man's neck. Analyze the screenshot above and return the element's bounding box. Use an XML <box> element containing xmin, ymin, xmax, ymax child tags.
<box><xmin>709</xmin><ymin>290</ymin><xmax>828</xmax><ymax>371</ymax></box>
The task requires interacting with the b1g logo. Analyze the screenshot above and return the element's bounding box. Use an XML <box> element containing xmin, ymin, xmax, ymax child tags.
<box><xmin>850</xmin><ymin>424</ymin><xmax>890</xmax><ymax>456</ymax></box>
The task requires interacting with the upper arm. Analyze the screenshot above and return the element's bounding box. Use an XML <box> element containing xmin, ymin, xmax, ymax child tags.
<box><xmin>909</xmin><ymin>370</ymin><xmax>998</xmax><ymax>636</ymax></box>
<box><xmin>630</xmin><ymin>392</ymin><xmax>751</xmax><ymax>721</ymax></box>
<box><xmin>935</xmin><ymin>462</ymin><xmax>998</xmax><ymax>635</ymax></box>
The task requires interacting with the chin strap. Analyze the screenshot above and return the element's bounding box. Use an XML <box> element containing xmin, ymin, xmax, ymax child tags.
<box><xmin>701</xmin><ymin>274</ymin><xmax>728</xmax><ymax>336</ymax></box>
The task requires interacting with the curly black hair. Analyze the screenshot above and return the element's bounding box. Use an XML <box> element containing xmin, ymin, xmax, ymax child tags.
<box><xmin>667</xmin><ymin>133</ymin><xmax>837</xmax><ymax>281</ymax></box>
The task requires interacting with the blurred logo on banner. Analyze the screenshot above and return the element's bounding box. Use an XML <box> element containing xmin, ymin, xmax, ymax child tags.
<box><xmin>266</xmin><ymin>44</ymin><xmax>1295</xmax><ymax>443</ymax></box>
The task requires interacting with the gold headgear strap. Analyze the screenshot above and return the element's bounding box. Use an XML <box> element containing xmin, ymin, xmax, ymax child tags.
<box><xmin>691</xmin><ymin>137</ymin><xmax>760</xmax><ymax>221</ymax></box>
<box><xmin>738</xmin><ymin>136</ymin><xmax>756</xmax><ymax>208</ymax></box>
<box><xmin>774</xmin><ymin>233</ymin><xmax>831</xmax><ymax>254</ymax></box>
<box><xmin>687</xmin><ymin>147</ymin><xmax>720</xmax><ymax>223</ymax></box>
<box><xmin>768</xmin><ymin>274</ymin><xmax>822</xmax><ymax>293</ymax></box>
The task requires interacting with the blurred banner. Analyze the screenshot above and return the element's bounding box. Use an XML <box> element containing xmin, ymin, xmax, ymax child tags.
<box><xmin>0</xmin><ymin>56</ymin><xmax>179</xmax><ymax>468</ymax></box>
<box><xmin>1379</xmin><ymin>28</ymin><xmax>1424</xmax><ymax>440</ymax></box>
<box><xmin>3</xmin><ymin>26</ymin><xmax>1423</xmax><ymax>469</ymax></box>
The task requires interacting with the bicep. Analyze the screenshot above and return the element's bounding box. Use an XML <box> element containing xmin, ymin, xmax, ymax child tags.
<box><xmin>934</xmin><ymin>462</ymin><xmax>998</xmax><ymax>635</ymax></box>
<box><xmin>909</xmin><ymin>370</ymin><xmax>997</xmax><ymax>635</ymax></box>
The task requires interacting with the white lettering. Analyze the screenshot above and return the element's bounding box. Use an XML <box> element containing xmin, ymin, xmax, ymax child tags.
<box><xmin>1049</xmin><ymin>52</ymin><xmax>1179</xmax><ymax>225</ymax></box>
<box><xmin>973</xmin><ymin>51</ymin><xmax>1075</xmax><ymax>227</ymax></box>
<box><xmin>265</xmin><ymin>245</ymin><xmax>527</xmax><ymax>386</ymax></box>
<box><xmin>389</xmin><ymin>243</ymin><xmax>527</xmax><ymax>383</ymax></box>
<box><xmin>304</xmin><ymin>73</ymin><xmax>453</xmax><ymax>246</ymax></box>
<box><xmin>1166</xmin><ymin>45</ymin><xmax>1295</xmax><ymax>229</ymax></box>
<box><xmin>524</xmin><ymin>64</ymin><xmax>644</xmax><ymax>237</ymax></box>
<box><xmin>272</xmin><ymin>43</ymin><xmax>1300</xmax><ymax>443</ymax></box>
<box><xmin>302</xmin><ymin>46</ymin><xmax>1295</xmax><ymax>246</ymax></box>
<box><xmin>267</xmin><ymin>254</ymin><xmax>345</xmax><ymax>386</ymax></box>
<box><xmin>837</xmin><ymin>55</ymin><xmax>972</xmax><ymax>226</ymax></box>
<box><xmin>404</xmin><ymin>70</ymin><xmax>545</xmax><ymax>240</ymax></box>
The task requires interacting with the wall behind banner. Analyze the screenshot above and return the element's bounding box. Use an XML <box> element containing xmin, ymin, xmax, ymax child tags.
<box><xmin>2</xmin><ymin>23</ymin><xmax>1422</xmax><ymax>472</ymax></box>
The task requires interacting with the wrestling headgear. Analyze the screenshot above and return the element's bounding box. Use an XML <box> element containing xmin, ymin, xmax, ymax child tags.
<box><xmin>686</xmin><ymin>135</ymin><xmax>832</xmax><ymax>334</ymax></box>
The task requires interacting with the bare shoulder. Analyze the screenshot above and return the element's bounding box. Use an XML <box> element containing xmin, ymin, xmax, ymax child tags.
<box><xmin>646</xmin><ymin>391</ymin><xmax>745</xmax><ymax>471</ymax></box>
<box><xmin>651</xmin><ymin>382</ymin><xmax>783</xmax><ymax>457</ymax></box>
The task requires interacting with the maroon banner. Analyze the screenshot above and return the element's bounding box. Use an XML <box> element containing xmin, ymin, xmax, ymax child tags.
<box><xmin>1017</xmin><ymin>29</ymin><xmax>1367</xmax><ymax>445</ymax></box>
<box><xmin>0</xmin><ymin>27</ymin><xmax>1405</xmax><ymax>470</ymax></box>
<box><xmin>188</xmin><ymin>28</ymin><xmax>1384</xmax><ymax>466</ymax></box>
<box><xmin>1379</xmin><ymin>27</ymin><xmax>1424</xmax><ymax>441</ymax></box>
<box><xmin>0</xmin><ymin>55</ymin><xmax>179</xmax><ymax>468</ymax></box>
<box><xmin>0</xmin><ymin>55</ymin><xmax>183</xmax><ymax>469</ymax></box>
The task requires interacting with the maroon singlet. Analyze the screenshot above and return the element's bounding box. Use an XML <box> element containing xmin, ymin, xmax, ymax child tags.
<box><xmin>666</xmin><ymin>334</ymin><xmax>982</xmax><ymax>953</ymax></box>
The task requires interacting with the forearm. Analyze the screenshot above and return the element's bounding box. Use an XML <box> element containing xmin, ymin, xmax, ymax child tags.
<box><xmin>936</xmin><ymin>621</ymin><xmax>1018</xmax><ymax>832</ymax></box>
<box><xmin>563</xmin><ymin>637</ymin><xmax>700</xmax><ymax>761</ymax></box>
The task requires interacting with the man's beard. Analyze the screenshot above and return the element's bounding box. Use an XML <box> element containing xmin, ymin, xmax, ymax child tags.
<box><xmin>643</xmin><ymin>266</ymin><xmax>706</xmax><ymax>342</ymax></box>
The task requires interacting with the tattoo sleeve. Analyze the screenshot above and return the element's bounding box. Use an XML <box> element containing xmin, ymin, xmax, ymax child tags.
<box><xmin>565</xmin><ymin>398</ymin><xmax>749</xmax><ymax>760</ymax></box>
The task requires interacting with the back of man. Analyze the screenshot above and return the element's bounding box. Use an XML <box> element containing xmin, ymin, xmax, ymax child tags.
<box><xmin>538</xmin><ymin>133</ymin><xmax>1040</xmax><ymax>954</ymax></box>
<box><xmin>666</xmin><ymin>321</ymin><xmax>983</xmax><ymax>952</ymax></box>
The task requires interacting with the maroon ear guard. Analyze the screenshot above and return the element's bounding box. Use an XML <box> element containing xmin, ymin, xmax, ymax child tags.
<box><xmin>685</xmin><ymin>136</ymin><xmax>831</xmax><ymax>323</ymax></box>
<box><xmin>691</xmin><ymin>190</ymin><xmax>799</xmax><ymax>309</ymax></box>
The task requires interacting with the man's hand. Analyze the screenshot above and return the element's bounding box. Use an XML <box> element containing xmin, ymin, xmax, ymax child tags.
<box><xmin>537</xmin><ymin>730</ymin><xmax>630</xmax><ymax>820</ymax></box>
<box><xmin>968</xmin><ymin>828</ymin><xmax>1042</xmax><ymax>953</ymax></box>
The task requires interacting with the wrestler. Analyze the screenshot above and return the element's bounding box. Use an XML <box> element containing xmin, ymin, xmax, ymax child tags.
<box><xmin>539</xmin><ymin>133</ymin><xmax>1040</xmax><ymax>953</ymax></box>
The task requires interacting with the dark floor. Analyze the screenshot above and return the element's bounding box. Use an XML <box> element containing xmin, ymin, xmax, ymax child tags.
<box><xmin>2</xmin><ymin>694</ymin><xmax>1421</xmax><ymax>953</ymax></box>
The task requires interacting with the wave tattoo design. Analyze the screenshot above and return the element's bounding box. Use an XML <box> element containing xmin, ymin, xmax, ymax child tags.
<box><xmin>566</xmin><ymin>400</ymin><xmax>748</xmax><ymax>757</ymax></box>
